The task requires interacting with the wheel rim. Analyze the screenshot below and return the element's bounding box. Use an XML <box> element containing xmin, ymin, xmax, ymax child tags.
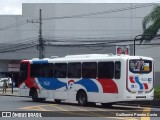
<box><xmin>32</xmin><ymin>90</ymin><xmax>38</xmax><ymax>101</ymax></box>
<box><xmin>78</xmin><ymin>92</ymin><xmax>87</xmax><ymax>105</ymax></box>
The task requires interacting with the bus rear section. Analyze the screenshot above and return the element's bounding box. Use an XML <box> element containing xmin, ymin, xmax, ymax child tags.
<box><xmin>18</xmin><ymin>61</ymin><xmax>39</xmax><ymax>97</ymax></box>
<box><xmin>125</xmin><ymin>58</ymin><xmax>154</xmax><ymax>101</ymax></box>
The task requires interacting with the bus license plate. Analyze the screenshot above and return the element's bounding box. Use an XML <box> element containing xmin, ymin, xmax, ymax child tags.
<box><xmin>138</xmin><ymin>91</ymin><xmax>143</xmax><ymax>94</ymax></box>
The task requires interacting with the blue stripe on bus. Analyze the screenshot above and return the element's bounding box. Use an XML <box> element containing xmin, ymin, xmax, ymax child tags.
<box><xmin>75</xmin><ymin>79</ymin><xmax>99</xmax><ymax>92</ymax></box>
<box><xmin>135</xmin><ymin>76</ymin><xmax>143</xmax><ymax>90</ymax></box>
<box><xmin>37</xmin><ymin>78</ymin><xmax>99</xmax><ymax>92</ymax></box>
<box><xmin>32</xmin><ymin>60</ymin><xmax>48</xmax><ymax>64</ymax></box>
<box><xmin>38</xmin><ymin>78</ymin><xmax>66</xmax><ymax>90</ymax></box>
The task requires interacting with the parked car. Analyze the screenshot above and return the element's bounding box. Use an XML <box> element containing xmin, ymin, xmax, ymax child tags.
<box><xmin>0</xmin><ymin>74</ymin><xmax>12</xmax><ymax>88</ymax></box>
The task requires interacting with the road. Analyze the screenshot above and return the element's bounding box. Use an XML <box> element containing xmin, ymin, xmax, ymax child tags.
<box><xmin>0</xmin><ymin>96</ymin><xmax>159</xmax><ymax>120</ymax></box>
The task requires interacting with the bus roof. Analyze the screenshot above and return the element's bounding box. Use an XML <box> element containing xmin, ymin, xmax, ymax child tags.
<box><xmin>21</xmin><ymin>54</ymin><xmax>154</xmax><ymax>63</ymax></box>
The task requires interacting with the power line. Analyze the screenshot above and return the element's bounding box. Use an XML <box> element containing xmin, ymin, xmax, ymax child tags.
<box><xmin>0</xmin><ymin>38</ymin><xmax>38</xmax><ymax>52</ymax></box>
<box><xmin>43</xmin><ymin>3</ymin><xmax>156</xmax><ymax>20</ymax></box>
<box><xmin>0</xmin><ymin>20</ymin><xmax>27</xmax><ymax>31</ymax></box>
<box><xmin>0</xmin><ymin>44</ymin><xmax>37</xmax><ymax>53</ymax></box>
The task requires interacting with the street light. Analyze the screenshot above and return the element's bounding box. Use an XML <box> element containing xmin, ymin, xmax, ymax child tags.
<box><xmin>134</xmin><ymin>34</ymin><xmax>143</xmax><ymax>56</ymax></box>
<box><xmin>133</xmin><ymin>34</ymin><xmax>158</xmax><ymax>56</ymax></box>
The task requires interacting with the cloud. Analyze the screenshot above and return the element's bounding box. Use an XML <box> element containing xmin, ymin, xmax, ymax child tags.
<box><xmin>0</xmin><ymin>0</ymin><xmax>22</xmax><ymax>15</ymax></box>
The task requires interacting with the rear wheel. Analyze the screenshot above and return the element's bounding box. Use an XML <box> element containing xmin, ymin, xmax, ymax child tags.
<box><xmin>77</xmin><ymin>90</ymin><xmax>87</xmax><ymax>106</ymax></box>
<box><xmin>31</xmin><ymin>89</ymin><xmax>39</xmax><ymax>102</ymax></box>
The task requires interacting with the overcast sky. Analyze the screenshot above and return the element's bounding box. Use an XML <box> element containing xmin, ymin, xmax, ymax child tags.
<box><xmin>0</xmin><ymin>0</ymin><xmax>159</xmax><ymax>15</ymax></box>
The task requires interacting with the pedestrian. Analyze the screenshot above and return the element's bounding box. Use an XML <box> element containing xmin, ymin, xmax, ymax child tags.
<box><xmin>2</xmin><ymin>80</ymin><xmax>8</xmax><ymax>94</ymax></box>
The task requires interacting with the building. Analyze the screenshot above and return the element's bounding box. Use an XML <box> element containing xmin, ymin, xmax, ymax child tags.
<box><xmin>0</xmin><ymin>3</ymin><xmax>159</xmax><ymax>86</ymax></box>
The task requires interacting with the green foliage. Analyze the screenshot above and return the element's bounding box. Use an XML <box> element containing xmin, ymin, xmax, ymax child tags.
<box><xmin>141</xmin><ymin>5</ymin><xmax>160</xmax><ymax>43</ymax></box>
<box><xmin>154</xmin><ymin>86</ymin><xmax>160</xmax><ymax>100</ymax></box>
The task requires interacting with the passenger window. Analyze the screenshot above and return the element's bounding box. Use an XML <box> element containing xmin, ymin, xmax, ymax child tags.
<box><xmin>115</xmin><ymin>61</ymin><xmax>121</xmax><ymax>79</ymax></box>
<box><xmin>19</xmin><ymin>63</ymin><xmax>28</xmax><ymax>83</ymax></box>
<box><xmin>68</xmin><ymin>63</ymin><xmax>81</xmax><ymax>78</ymax></box>
<box><xmin>98</xmin><ymin>62</ymin><xmax>114</xmax><ymax>79</ymax></box>
<box><xmin>82</xmin><ymin>62</ymin><xmax>97</xmax><ymax>78</ymax></box>
<box><xmin>42</xmin><ymin>63</ymin><xmax>54</xmax><ymax>78</ymax></box>
<box><xmin>30</xmin><ymin>64</ymin><xmax>42</xmax><ymax>77</ymax></box>
<box><xmin>54</xmin><ymin>63</ymin><xmax>67</xmax><ymax>78</ymax></box>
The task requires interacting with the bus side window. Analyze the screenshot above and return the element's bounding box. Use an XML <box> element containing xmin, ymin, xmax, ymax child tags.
<box><xmin>30</xmin><ymin>64</ymin><xmax>42</xmax><ymax>77</ymax></box>
<box><xmin>98</xmin><ymin>62</ymin><xmax>114</xmax><ymax>79</ymax></box>
<box><xmin>115</xmin><ymin>61</ymin><xmax>121</xmax><ymax>79</ymax></box>
<box><xmin>82</xmin><ymin>62</ymin><xmax>97</xmax><ymax>78</ymax></box>
<box><xmin>42</xmin><ymin>63</ymin><xmax>54</xmax><ymax>78</ymax></box>
<box><xmin>68</xmin><ymin>63</ymin><xmax>81</xmax><ymax>78</ymax></box>
<box><xmin>19</xmin><ymin>63</ymin><xmax>28</xmax><ymax>84</ymax></box>
<box><xmin>54</xmin><ymin>63</ymin><xmax>67</xmax><ymax>78</ymax></box>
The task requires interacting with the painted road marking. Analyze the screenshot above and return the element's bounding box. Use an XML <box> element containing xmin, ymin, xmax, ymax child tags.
<box><xmin>141</xmin><ymin>107</ymin><xmax>151</xmax><ymax>120</ymax></box>
<box><xmin>49</xmin><ymin>105</ymin><xmax>68</xmax><ymax>111</ymax></box>
<box><xmin>19</xmin><ymin>104</ymin><xmax>55</xmax><ymax>111</ymax></box>
<box><xmin>19</xmin><ymin>104</ymin><xmax>142</xmax><ymax>120</ymax></box>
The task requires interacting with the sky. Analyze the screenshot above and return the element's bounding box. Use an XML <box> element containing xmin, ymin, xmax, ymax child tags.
<box><xmin>0</xmin><ymin>0</ymin><xmax>159</xmax><ymax>15</ymax></box>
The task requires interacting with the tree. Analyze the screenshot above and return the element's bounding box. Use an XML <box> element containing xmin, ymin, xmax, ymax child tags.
<box><xmin>141</xmin><ymin>5</ymin><xmax>160</xmax><ymax>43</ymax></box>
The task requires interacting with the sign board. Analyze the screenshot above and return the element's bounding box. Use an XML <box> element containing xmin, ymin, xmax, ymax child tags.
<box><xmin>8</xmin><ymin>64</ymin><xmax>20</xmax><ymax>72</ymax></box>
<box><xmin>116</xmin><ymin>46</ymin><xmax>130</xmax><ymax>55</ymax></box>
<box><xmin>8</xmin><ymin>68</ymin><xmax>20</xmax><ymax>72</ymax></box>
<box><xmin>8</xmin><ymin>64</ymin><xmax>20</xmax><ymax>68</ymax></box>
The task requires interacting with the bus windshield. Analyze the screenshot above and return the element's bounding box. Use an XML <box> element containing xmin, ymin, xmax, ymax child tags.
<box><xmin>129</xmin><ymin>59</ymin><xmax>152</xmax><ymax>73</ymax></box>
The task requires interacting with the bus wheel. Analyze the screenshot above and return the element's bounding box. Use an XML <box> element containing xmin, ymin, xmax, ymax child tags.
<box><xmin>77</xmin><ymin>90</ymin><xmax>87</xmax><ymax>106</ymax></box>
<box><xmin>101</xmin><ymin>103</ymin><xmax>113</xmax><ymax>108</ymax></box>
<box><xmin>54</xmin><ymin>99</ymin><xmax>61</xmax><ymax>104</ymax></box>
<box><xmin>31</xmin><ymin>89</ymin><xmax>38</xmax><ymax>102</ymax></box>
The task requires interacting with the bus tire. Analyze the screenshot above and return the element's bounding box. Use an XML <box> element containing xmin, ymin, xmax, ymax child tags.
<box><xmin>101</xmin><ymin>103</ymin><xmax>113</xmax><ymax>108</ymax></box>
<box><xmin>31</xmin><ymin>89</ymin><xmax>39</xmax><ymax>102</ymax></box>
<box><xmin>54</xmin><ymin>99</ymin><xmax>61</xmax><ymax>104</ymax></box>
<box><xmin>77</xmin><ymin>90</ymin><xmax>87</xmax><ymax>106</ymax></box>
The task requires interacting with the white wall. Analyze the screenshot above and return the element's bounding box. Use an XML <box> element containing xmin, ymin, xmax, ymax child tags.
<box><xmin>0</xmin><ymin>3</ymin><xmax>159</xmax><ymax>72</ymax></box>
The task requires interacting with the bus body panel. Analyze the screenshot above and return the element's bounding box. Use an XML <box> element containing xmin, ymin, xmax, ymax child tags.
<box><xmin>18</xmin><ymin>54</ymin><xmax>154</xmax><ymax>103</ymax></box>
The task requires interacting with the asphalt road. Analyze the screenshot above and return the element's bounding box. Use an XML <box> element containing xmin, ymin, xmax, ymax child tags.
<box><xmin>0</xmin><ymin>96</ymin><xmax>160</xmax><ymax>120</ymax></box>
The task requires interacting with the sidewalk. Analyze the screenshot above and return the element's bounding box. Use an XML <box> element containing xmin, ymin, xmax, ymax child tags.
<box><xmin>0</xmin><ymin>87</ymin><xmax>18</xmax><ymax>96</ymax></box>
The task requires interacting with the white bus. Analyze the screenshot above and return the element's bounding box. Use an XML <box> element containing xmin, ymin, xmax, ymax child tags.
<box><xmin>18</xmin><ymin>54</ymin><xmax>154</xmax><ymax>106</ymax></box>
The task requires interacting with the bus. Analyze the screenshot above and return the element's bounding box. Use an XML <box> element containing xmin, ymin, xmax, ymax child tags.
<box><xmin>18</xmin><ymin>54</ymin><xmax>154</xmax><ymax>106</ymax></box>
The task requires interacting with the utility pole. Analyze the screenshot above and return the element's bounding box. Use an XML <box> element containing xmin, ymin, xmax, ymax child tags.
<box><xmin>27</xmin><ymin>9</ymin><xmax>45</xmax><ymax>59</ymax></box>
<box><xmin>39</xmin><ymin>9</ymin><xmax>44</xmax><ymax>59</ymax></box>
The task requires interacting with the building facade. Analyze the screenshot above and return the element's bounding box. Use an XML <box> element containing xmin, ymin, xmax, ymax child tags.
<box><xmin>0</xmin><ymin>3</ymin><xmax>159</xmax><ymax>86</ymax></box>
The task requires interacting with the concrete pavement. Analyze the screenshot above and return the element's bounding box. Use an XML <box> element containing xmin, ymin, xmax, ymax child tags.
<box><xmin>0</xmin><ymin>87</ymin><xmax>18</xmax><ymax>96</ymax></box>
<box><xmin>0</xmin><ymin>88</ymin><xmax>159</xmax><ymax>109</ymax></box>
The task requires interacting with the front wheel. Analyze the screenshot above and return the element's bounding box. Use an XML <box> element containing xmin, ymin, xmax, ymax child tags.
<box><xmin>77</xmin><ymin>91</ymin><xmax>87</xmax><ymax>106</ymax></box>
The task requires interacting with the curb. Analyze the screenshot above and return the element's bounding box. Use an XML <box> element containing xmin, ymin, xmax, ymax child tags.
<box><xmin>117</xmin><ymin>100</ymin><xmax>160</xmax><ymax>108</ymax></box>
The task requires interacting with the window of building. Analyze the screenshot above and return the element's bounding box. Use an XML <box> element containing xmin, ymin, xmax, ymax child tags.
<box><xmin>30</xmin><ymin>64</ymin><xmax>42</xmax><ymax>77</ymax></box>
<box><xmin>115</xmin><ymin>61</ymin><xmax>121</xmax><ymax>79</ymax></box>
<box><xmin>98</xmin><ymin>62</ymin><xmax>114</xmax><ymax>79</ymax></box>
<box><xmin>68</xmin><ymin>63</ymin><xmax>81</xmax><ymax>78</ymax></box>
<box><xmin>41</xmin><ymin>63</ymin><xmax>54</xmax><ymax>78</ymax></box>
<box><xmin>82</xmin><ymin>62</ymin><xmax>97</xmax><ymax>78</ymax></box>
<box><xmin>54</xmin><ymin>63</ymin><xmax>67</xmax><ymax>78</ymax></box>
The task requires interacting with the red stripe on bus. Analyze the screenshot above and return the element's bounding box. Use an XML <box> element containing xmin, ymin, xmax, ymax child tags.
<box><xmin>98</xmin><ymin>79</ymin><xmax>118</xmax><ymax>93</ymax></box>
<box><xmin>143</xmin><ymin>83</ymin><xmax>148</xmax><ymax>90</ymax></box>
<box><xmin>129</xmin><ymin>76</ymin><xmax>135</xmax><ymax>83</ymax></box>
